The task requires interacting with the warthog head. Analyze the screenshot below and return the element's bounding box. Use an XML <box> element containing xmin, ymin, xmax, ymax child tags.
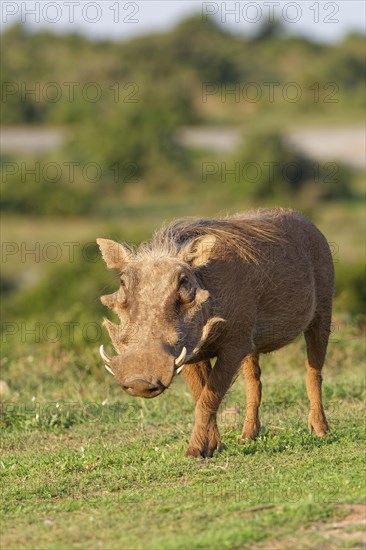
<box><xmin>97</xmin><ymin>236</ymin><xmax>223</xmax><ymax>398</ymax></box>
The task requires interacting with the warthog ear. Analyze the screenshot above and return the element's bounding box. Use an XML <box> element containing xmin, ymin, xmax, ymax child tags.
<box><xmin>183</xmin><ymin>235</ymin><xmax>217</xmax><ymax>267</ymax></box>
<box><xmin>96</xmin><ymin>238</ymin><xmax>133</xmax><ymax>269</ymax></box>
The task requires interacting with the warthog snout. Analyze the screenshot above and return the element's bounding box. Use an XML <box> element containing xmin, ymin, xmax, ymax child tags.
<box><xmin>99</xmin><ymin>345</ymin><xmax>187</xmax><ymax>399</ymax></box>
<box><xmin>122</xmin><ymin>378</ymin><xmax>166</xmax><ymax>398</ymax></box>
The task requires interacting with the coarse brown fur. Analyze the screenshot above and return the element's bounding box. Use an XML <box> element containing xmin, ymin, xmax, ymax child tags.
<box><xmin>97</xmin><ymin>208</ymin><xmax>334</xmax><ymax>457</ymax></box>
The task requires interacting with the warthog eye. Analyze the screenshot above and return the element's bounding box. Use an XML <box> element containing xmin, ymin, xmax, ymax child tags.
<box><xmin>178</xmin><ymin>275</ymin><xmax>196</xmax><ymax>304</ymax></box>
<box><xmin>178</xmin><ymin>274</ymin><xmax>189</xmax><ymax>287</ymax></box>
<box><xmin>117</xmin><ymin>276</ymin><xmax>127</xmax><ymax>305</ymax></box>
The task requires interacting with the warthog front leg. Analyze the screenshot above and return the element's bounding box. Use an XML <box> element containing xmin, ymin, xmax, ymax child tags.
<box><xmin>186</xmin><ymin>349</ymin><xmax>243</xmax><ymax>458</ymax></box>
<box><xmin>183</xmin><ymin>360</ymin><xmax>211</xmax><ymax>402</ymax></box>
<box><xmin>240</xmin><ymin>354</ymin><xmax>262</xmax><ymax>442</ymax></box>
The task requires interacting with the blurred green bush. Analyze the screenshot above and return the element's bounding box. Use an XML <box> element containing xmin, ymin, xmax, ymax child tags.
<box><xmin>1</xmin><ymin>243</ymin><xmax>112</xmax><ymax>350</ymax></box>
<box><xmin>229</xmin><ymin>131</ymin><xmax>354</xmax><ymax>201</ymax></box>
<box><xmin>335</xmin><ymin>263</ymin><xmax>366</xmax><ymax>319</ymax></box>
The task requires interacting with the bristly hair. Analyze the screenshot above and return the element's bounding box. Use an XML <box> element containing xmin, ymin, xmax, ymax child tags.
<box><xmin>138</xmin><ymin>209</ymin><xmax>288</xmax><ymax>264</ymax></box>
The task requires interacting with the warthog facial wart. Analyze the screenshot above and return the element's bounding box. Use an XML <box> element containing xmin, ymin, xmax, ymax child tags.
<box><xmin>97</xmin><ymin>208</ymin><xmax>334</xmax><ymax>457</ymax></box>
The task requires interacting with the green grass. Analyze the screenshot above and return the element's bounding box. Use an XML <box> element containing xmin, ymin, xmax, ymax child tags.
<box><xmin>1</xmin><ymin>317</ymin><xmax>365</xmax><ymax>549</ymax></box>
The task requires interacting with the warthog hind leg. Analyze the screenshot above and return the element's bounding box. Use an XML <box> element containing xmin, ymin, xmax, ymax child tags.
<box><xmin>240</xmin><ymin>354</ymin><xmax>262</xmax><ymax>443</ymax></box>
<box><xmin>305</xmin><ymin>313</ymin><xmax>331</xmax><ymax>436</ymax></box>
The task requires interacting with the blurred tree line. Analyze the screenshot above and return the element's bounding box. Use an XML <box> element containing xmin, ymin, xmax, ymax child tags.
<box><xmin>2</xmin><ymin>18</ymin><xmax>364</xmax><ymax>126</ymax></box>
<box><xmin>1</xmin><ymin>16</ymin><xmax>365</xmax><ymax>216</ymax></box>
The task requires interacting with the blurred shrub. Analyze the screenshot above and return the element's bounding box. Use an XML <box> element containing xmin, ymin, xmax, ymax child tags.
<box><xmin>335</xmin><ymin>263</ymin><xmax>366</xmax><ymax>320</ymax></box>
<box><xmin>252</xmin><ymin>19</ymin><xmax>286</xmax><ymax>41</ymax></box>
<box><xmin>230</xmin><ymin>131</ymin><xmax>354</xmax><ymax>201</ymax></box>
<box><xmin>0</xmin><ymin>154</ymin><xmax>95</xmax><ymax>216</ymax></box>
<box><xmin>68</xmin><ymin>84</ymin><xmax>196</xmax><ymax>187</ymax></box>
<box><xmin>163</xmin><ymin>16</ymin><xmax>244</xmax><ymax>83</ymax></box>
<box><xmin>1</xmin><ymin>242</ymin><xmax>115</xmax><ymax>349</ymax></box>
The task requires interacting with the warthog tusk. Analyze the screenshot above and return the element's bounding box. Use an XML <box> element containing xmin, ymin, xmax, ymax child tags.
<box><xmin>100</xmin><ymin>345</ymin><xmax>112</xmax><ymax>364</ymax></box>
<box><xmin>175</xmin><ymin>365</ymin><xmax>184</xmax><ymax>375</ymax></box>
<box><xmin>174</xmin><ymin>346</ymin><xmax>187</xmax><ymax>369</ymax></box>
<box><xmin>192</xmin><ymin>317</ymin><xmax>226</xmax><ymax>356</ymax></box>
<box><xmin>104</xmin><ymin>364</ymin><xmax>115</xmax><ymax>376</ymax></box>
<box><xmin>99</xmin><ymin>346</ymin><xmax>115</xmax><ymax>376</ymax></box>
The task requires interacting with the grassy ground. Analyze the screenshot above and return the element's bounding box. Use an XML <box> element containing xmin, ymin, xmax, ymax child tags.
<box><xmin>1</xmin><ymin>314</ymin><xmax>365</xmax><ymax>549</ymax></box>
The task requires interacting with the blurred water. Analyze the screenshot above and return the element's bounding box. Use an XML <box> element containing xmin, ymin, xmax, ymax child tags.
<box><xmin>2</xmin><ymin>125</ymin><xmax>364</xmax><ymax>170</ymax></box>
<box><xmin>177</xmin><ymin>125</ymin><xmax>366</xmax><ymax>169</ymax></box>
<box><xmin>0</xmin><ymin>127</ymin><xmax>67</xmax><ymax>154</ymax></box>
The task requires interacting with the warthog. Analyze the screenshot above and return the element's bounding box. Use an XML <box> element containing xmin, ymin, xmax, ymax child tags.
<box><xmin>97</xmin><ymin>208</ymin><xmax>334</xmax><ymax>457</ymax></box>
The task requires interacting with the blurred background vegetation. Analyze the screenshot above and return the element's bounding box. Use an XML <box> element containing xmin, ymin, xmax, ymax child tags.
<box><xmin>1</xmin><ymin>17</ymin><xmax>365</xmax><ymax>352</ymax></box>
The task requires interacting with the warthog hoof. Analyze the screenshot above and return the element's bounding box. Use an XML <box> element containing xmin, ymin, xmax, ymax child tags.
<box><xmin>308</xmin><ymin>410</ymin><xmax>329</xmax><ymax>437</ymax></box>
<box><xmin>240</xmin><ymin>418</ymin><xmax>261</xmax><ymax>443</ymax></box>
<box><xmin>186</xmin><ymin>424</ymin><xmax>222</xmax><ymax>458</ymax></box>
